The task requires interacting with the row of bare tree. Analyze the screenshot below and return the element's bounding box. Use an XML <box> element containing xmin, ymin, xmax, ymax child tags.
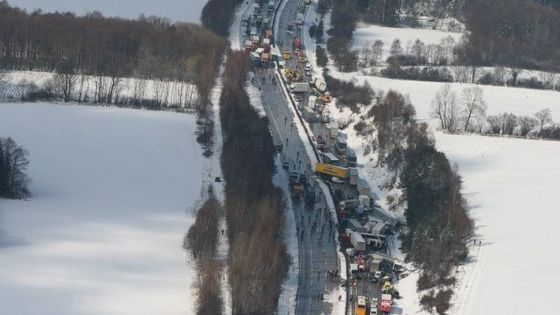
<box><xmin>431</xmin><ymin>84</ymin><xmax>556</xmax><ymax>138</ymax></box>
<box><xmin>0</xmin><ymin>2</ymin><xmax>226</xmax><ymax>109</ymax></box>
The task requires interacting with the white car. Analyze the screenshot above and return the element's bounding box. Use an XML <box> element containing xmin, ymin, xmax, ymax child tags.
<box><xmin>369</xmin><ymin>309</ymin><xmax>377</xmax><ymax>315</ymax></box>
<box><xmin>371</xmin><ymin>297</ymin><xmax>378</xmax><ymax>309</ymax></box>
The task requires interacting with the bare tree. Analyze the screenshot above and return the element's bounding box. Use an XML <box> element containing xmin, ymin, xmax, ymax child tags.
<box><xmin>371</xmin><ymin>40</ymin><xmax>384</xmax><ymax>65</ymax></box>
<box><xmin>431</xmin><ymin>84</ymin><xmax>459</xmax><ymax>132</ymax></box>
<box><xmin>461</xmin><ymin>86</ymin><xmax>486</xmax><ymax>131</ymax></box>
<box><xmin>535</xmin><ymin>108</ymin><xmax>553</xmax><ymax>136</ymax></box>
<box><xmin>411</xmin><ymin>39</ymin><xmax>426</xmax><ymax>64</ymax></box>
<box><xmin>359</xmin><ymin>47</ymin><xmax>373</xmax><ymax>67</ymax></box>
<box><xmin>390</xmin><ymin>38</ymin><xmax>403</xmax><ymax>57</ymax></box>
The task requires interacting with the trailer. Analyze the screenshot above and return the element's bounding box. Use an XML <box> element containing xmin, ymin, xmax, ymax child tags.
<box><xmin>295</xmin><ymin>12</ymin><xmax>305</xmax><ymax>26</ymax></box>
<box><xmin>315</xmin><ymin>163</ymin><xmax>348</xmax><ymax>179</ymax></box>
<box><xmin>291</xmin><ymin>82</ymin><xmax>310</xmax><ymax>93</ymax></box>
<box><xmin>350</xmin><ymin>231</ymin><xmax>366</xmax><ymax>251</ymax></box>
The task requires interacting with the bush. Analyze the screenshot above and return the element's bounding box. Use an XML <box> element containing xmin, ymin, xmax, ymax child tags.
<box><xmin>324</xmin><ymin>74</ymin><xmax>374</xmax><ymax>111</ymax></box>
<box><xmin>387</xmin><ymin>54</ymin><xmax>428</xmax><ymax>66</ymax></box>
<box><xmin>381</xmin><ymin>65</ymin><xmax>453</xmax><ymax>82</ymax></box>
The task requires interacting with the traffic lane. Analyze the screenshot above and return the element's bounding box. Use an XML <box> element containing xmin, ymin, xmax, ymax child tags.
<box><xmin>255</xmin><ymin>69</ymin><xmax>340</xmax><ymax>314</ymax></box>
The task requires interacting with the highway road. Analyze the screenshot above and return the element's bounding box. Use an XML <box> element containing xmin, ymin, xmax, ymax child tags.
<box><xmin>238</xmin><ymin>1</ymin><xmax>343</xmax><ymax>314</ymax></box>
<box><xmin>237</xmin><ymin>1</ymin><xmax>393</xmax><ymax>314</ymax></box>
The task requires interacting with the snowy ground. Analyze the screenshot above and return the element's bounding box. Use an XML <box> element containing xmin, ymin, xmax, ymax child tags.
<box><xmin>0</xmin><ymin>103</ymin><xmax>203</xmax><ymax>315</ymax></box>
<box><xmin>329</xmin><ymin>69</ymin><xmax>560</xmax><ymax>123</ymax></box>
<box><xmin>7</xmin><ymin>0</ymin><xmax>208</xmax><ymax>23</ymax></box>
<box><xmin>435</xmin><ymin>133</ymin><xmax>560</xmax><ymax>314</ymax></box>
<box><xmin>352</xmin><ymin>23</ymin><xmax>462</xmax><ymax>61</ymax></box>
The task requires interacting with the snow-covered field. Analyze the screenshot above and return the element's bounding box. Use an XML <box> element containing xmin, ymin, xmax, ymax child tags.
<box><xmin>330</xmin><ymin>70</ymin><xmax>560</xmax><ymax>123</ymax></box>
<box><xmin>7</xmin><ymin>0</ymin><xmax>207</xmax><ymax>23</ymax></box>
<box><xmin>352</xmin><ymin>23</ymin><xmax>462</xmax><ymax>61</ymax></box>
<box><xmin>435</xmin><ymin>133</ymin><xmax>560</xmax><ymax>314</ymax></box>
<box><xmin>0</xmin><ymin>103</ymin><xmax>203</xmax><ymax>315</ymax></box>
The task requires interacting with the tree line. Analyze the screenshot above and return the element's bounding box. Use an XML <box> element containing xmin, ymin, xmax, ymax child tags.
<box><xmin>185</xmin><ymin>187</ymin><xmax>224</xmax><ymax>315</ymax></box>
<box><xmin>219</xmin><ymin>51</ymin><xmax>290</xmax><ymax>315</ymax></box>
<box><xmin>366</xmin><ymin>90</ymin><xmax>473</xmax><ymax>314</ymax></box>
<box><xmin>0</xmin><ymin>137</ymin><xmax>30</xmax><ymax>199</ymax></box>
<box><xmin>0</xmin><ymin>1</ymin><xmax>227</xmax><ymax>109</ymax></box>
<box><xmin>459</xmin><ymin>0</ymin><xmax>560</xmax><ymax>72</ymax></box>
<box><xmin>201</xmin><ymin>0</ymin><xmax>244</xmax><ymax>37</ymax></box>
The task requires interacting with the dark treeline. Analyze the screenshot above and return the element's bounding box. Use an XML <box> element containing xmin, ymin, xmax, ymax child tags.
<box><xmin>0</xmin><ymin>137</ymin><xmax>30</xmax><ymax>199</ymax></box>
<box><xmin>201</xmin><ymin>0</ymin><xmax>243</xmax><ymax>37</ymax></box>
<box><xmin>458</xmin><ymin>0</ymin><xmax>560</xmax><ymax>71</ymax></box>
<box><xmin>185</xmin><ymin>187</ymin><xmax>224</xmax><ymax>315</ymax></box>
<box><xmin>369</xmin><ymin>90</ymin><xmax>473</xmax><ymax>314</ymax></box>
<box><xmin>219</xmin><ymin>51</ymin><xmax>289</xmax><ymax>314</ymax></box>
<box><xmin>0</xmin><ymin>1</ymin><xmax>227</xmax><ymax>107</ymax></box>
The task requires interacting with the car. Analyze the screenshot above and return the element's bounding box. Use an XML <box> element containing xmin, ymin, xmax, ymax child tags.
<box><xmin>371</xmin><ymin>297</ymin><xmax>378</xmax><ymax>309</ymax></box>
<box><xmin>304</xmin><ymin>65</ymin><xmax>311</xmax><ymax>71</ymax></box>
<box><xmin>369</xmin><ymin>309</ymin><xmax>378</xmax><ymax>315</ymax></box>
<box><xmin>283</xmin><ymin>161</ymin><xmax>290</xmax><ymax>169</ymax></box>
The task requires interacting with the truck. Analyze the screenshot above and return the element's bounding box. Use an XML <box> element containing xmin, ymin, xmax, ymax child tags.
<box><xmin>293</xmin><ymin>37</ymin><xmax>302</xmax><ymax>49</ymax></box>
<box><xmin>292</xmin><ymin>182</ymin><xmax>304</xmax><ymax>199</ymax></box>
<box><xmin>295</xmin><ymin>12</ymin><xmax>305</xmax><ymax>26</ymax></box>
<box><xmin>303</xmin><ymin>106</ymin><xmax>319</xmax><ymax>123</ymax></box>
<box><xmin>349</xmin><ymin>167</ymin><xmax>359</xmax><ymax>186</ymax></box>
<box><xmin>350</xmin><ymin>231</ymin><xmax>366</xmax><ymax>251</ymax></box>
<box><xmin>313</xmin><ymin>77</ymin><xmax>327</xmax><ymax>93</ymax></box>
<box><xmin>321</xmin><ymin>152</ymin><xmax>340</xmax><ymax>165</ymax></box>
<box><xmin>291</xmin><ymin>82</ymin><xmax>310</xmax><ymax>93</ymax></box>
<box><xmin>379</xmin><ymin>294</ymin><xmax>392</xmax><ymax>313</ymax></box>
<box><xmin>355</xmin><ymin>296</ymin><xmax>367</xmax><ymax>315</ymax></box>
<box><xmin>347</xmin><ymin>148</ymin><xmax>357</xmax><ymax>167</ymax></box>
<box><xmin>315</xmin><ymin>162</ymin><xmax>348</xmax><ymax>179</ymax></box>
<box><xmin>335</xmin><ymin>133</ymin><xmax>347</xmax><ymax>154</ymax></box>
<box><xmin>329</xmin><ymin>121</ymin><xmax>338</xmax><ymax>138</ymax></box>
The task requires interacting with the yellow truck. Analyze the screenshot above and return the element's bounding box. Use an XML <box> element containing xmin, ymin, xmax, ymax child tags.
<box><xmin>315</xmin><ymin>163</ymin><xmax>348</xmax><ymax>179</ymax></box>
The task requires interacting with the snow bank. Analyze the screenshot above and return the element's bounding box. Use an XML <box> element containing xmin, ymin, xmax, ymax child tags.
<box><xmin>7</xmin><ymin>0</ymin><xmax>207</xmax><ymax>23</ymax></box>
<box><xmin>0</xmin><ymin>103</ymin><xmax>203</xmax><ymax>315</ymax></box>
<box><xmin>436</xmin><ymin>133</ymin><xmax>560</xmax><ymax>315</ymax></box>
<box><xmin>274</xmin><ymin>158</ymin><xmax>299</xmax><ymax>315</ymax></box>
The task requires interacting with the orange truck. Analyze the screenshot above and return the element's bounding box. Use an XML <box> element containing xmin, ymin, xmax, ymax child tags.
<box><xmin>355</xmin><ymin>295</ymin><xmax>367</xmax><ymax>315</ymax></box>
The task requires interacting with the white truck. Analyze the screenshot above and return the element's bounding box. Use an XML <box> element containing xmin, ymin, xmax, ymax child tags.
<box><xmin>295</xmin><ymin>13</ymin><xmax>305</xmax><ymax>26</ymax></box>
<box><xmin>291</xmin><ymin>82</ymin><xmax>310</xmax><ymax>93</ymax></box>
<box><xmin>350</xmin><ymin>231</ymin><xmax>366</xmax><ymax>251</ymax></box>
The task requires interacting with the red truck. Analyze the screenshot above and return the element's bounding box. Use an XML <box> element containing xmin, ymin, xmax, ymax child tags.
<box><xmin>379</xmin><ymin>294</ymin><xmax>392</xmax><ymax>313</ymax></box>
<box><xmin>293</xmin><ymin>37</ymin><xmax>302</xmax><ymax>49</ymax></box>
